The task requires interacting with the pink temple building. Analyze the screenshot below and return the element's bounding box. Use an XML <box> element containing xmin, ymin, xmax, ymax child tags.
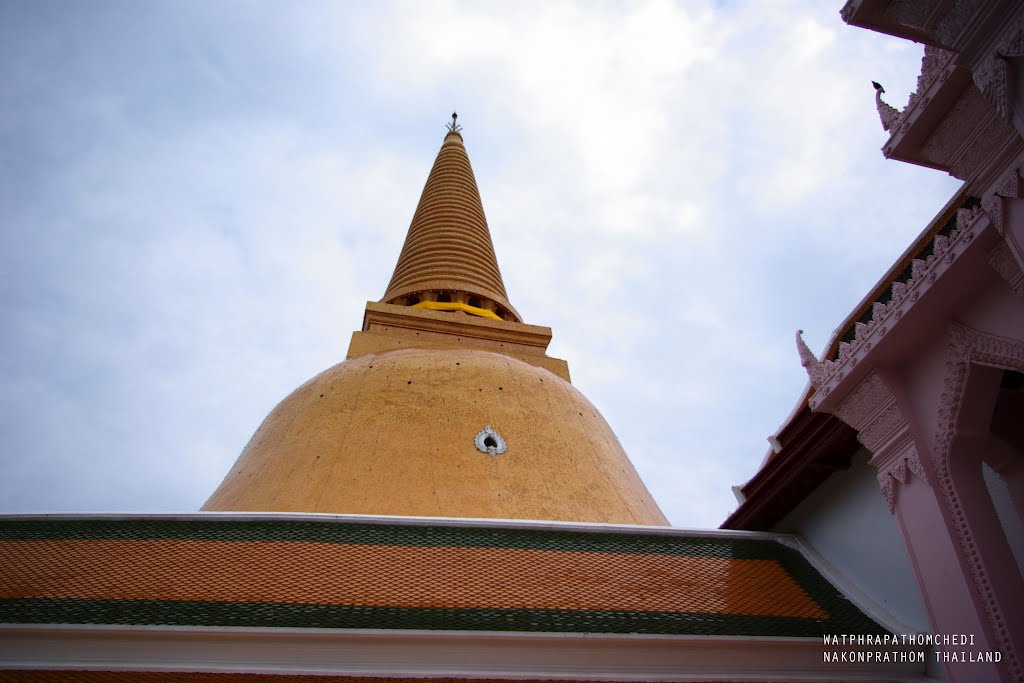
<box><xmin>726</xmin><ymin>1</ymin><xmax>1024</xmax><ymax>681</ymax></box>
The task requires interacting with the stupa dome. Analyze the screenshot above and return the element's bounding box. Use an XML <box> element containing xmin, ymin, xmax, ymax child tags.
<box><xmin>204</xmin><ymin>347</ymin><xmax>667</xmax><ymax>525</ymax></box>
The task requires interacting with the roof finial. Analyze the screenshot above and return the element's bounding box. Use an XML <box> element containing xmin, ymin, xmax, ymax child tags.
<box><xmin>872</xmin><ymin>81</ymin><xmax>900</xmax><ymax>132</ymax></box>
<box><xmin>796</xmin><ymin>330</ymin><xmax>826</xmax><ymax>388</ymax></box>
<box><xmin>446</xmin><ymin>111</ymin><xmax>462</xmax><ymax>133</ymax></box>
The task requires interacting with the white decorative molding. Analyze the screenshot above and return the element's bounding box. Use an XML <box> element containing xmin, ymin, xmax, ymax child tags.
<box><xmin>981</xmin><ymin>161</ymin><xmax>1024</xmax><ymax>236</ymax></box>
<box><xmin>875</xmin><ymin>452</ymin><xmax>931</xmax><ymax>515</ymax></box>
<box><xmin>808</xmin><ymin>208</ymin><xmax>988</xmax><ymax>411</ymax></box>
<box><xmin>973</xmin><ymin>56</ymin><xmax>1011</xmax><ymax>122</ymax></box>
<box><xmin>957</xmin><ymin>202</ymin><xmax>984</xmax><ymax>228</ymax></box>
<box><xmin>894</xmin><ymin>46</ymin><xmax>957</xmax><ymax>139</ymax></box>
<box><xmin>981</xmin><ymin>161</ymin><xmax>1024</xmax><ymax>285</ymax></box>
<box><xmin>998</xmin><ymin>159</ymin><xmax>1024</xmax><ymax>198</ymax></box>
<box><xmin>910</xmin><ymin>75</ymin><xmax>1020</xmax><ymax>182</ymax></box>
<box><xmin>831</xmin><ymin>373</ymin><xmax>927</xmax><ymax>514</ymax></box>
<box><xmin>919</xmin><ymin>44</ymin><xmax>956</xmax><ymax>93</ymax></box>
<box><xmin>933</xmin><ymin>323</ymin><xmax>1024</xmax><ymax>683</ymax></box>
<box><xmin>981</xmin><ymin>192</ymin><xmax>1004</xmax><ymax>237</ymax></box>
<box><xmin>988</xmin><ymin>242</ymin><xmax>1024</xmax><ymax>300</ymax></box>
<box><xmin>474</xmin><ymin>425</ymin><xmax>507</xmax><ymax>456</ymax></box>
<box><xmin>973</xmin><ymin>12</ymin><xmax>1024</xmax><ymax>124</ymax></box>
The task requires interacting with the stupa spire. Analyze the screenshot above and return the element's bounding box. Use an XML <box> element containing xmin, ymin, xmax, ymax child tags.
<box><xmin>381</xmin><ymin>117</ymin><xmax>521</xmax><ymax>322</ymax></box>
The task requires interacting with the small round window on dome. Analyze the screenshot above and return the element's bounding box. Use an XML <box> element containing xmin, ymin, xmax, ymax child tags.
<box><xmin>474</xmin><ymin>426</ymin><xmax>507</xmax><ymax>456</ymax></box>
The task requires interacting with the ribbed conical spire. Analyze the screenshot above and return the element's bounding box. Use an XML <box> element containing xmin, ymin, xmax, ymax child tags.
<box><xmin>381</xmin><ymin>127</ymin><xmax>521</xmax><ymax>322</ymax></box>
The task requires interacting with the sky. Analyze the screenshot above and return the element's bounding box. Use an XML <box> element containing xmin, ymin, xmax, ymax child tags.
<box><xmin>0</xmin><ymin>0</ymin><xmax>963</xmax><ymax>528</ymax></box>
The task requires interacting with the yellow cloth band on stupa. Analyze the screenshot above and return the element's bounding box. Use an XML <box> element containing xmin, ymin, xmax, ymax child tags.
<box><xmin>412</xmin><ymin>301</ymin><xmax>503</xmax><ymax>321</ymax></box>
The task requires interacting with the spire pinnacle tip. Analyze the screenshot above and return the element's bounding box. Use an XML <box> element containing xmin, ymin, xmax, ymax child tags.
<box><xmin>446</xmin><ymin>111</ymin><xmax>462</xmax><ymax>134</ymax></box>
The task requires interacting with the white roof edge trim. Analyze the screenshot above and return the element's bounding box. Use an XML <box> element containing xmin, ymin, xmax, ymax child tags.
<box><xmin>0</xmin><ymin>511</ymin><xmax>800</xmax><ymax>542</ymax></box>
<box><xmin>0</xmin><ymin>624</ymin><xmax>929</xmax><ymax>681</ymax></box>
<box><xmin>787</xmin><ymin>536</ymin><xmax>923</xmax><ymax>636</ymax></box>
<box><xmin>0</xmin><ymin>623</ymin><xmax>820</xmax><ymax>643</ymax></box>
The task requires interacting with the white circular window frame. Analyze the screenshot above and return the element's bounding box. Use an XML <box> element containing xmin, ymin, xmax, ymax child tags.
<box><xmin>474</xmin><ymin>425</ymin><xmax>507</xmax><ymax>456</ymax></box>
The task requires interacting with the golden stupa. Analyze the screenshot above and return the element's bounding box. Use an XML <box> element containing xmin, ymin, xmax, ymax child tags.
<box><xmin>204</xmin><ymin>119</ymin><xmax>668</xmax><ymax>525</ymax></box>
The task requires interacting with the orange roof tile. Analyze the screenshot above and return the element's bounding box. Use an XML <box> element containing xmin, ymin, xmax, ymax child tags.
<box><xmin>0</xmin><ymin>516</ymin><xmax>884</xmax><ymax>638</ymax></box>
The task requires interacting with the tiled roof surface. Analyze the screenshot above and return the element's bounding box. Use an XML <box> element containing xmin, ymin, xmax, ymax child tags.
<box><xmin>0</xmin><ymin>517</ymin><xmax>884</xmax><ymax>637</ymax></box>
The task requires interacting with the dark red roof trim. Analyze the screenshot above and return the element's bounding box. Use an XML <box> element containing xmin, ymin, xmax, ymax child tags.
<box><xmin>721</xmin><ymin>407</ymin><xmax>860</xmax><ymax>531</ymax></box>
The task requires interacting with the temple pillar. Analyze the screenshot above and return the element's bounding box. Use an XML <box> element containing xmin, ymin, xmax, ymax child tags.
<box><xmin>827</xmin><ymin>368</ymin><xmax>1013</xmax><ymax>681</ymax></box>
<box><xmin>965</xmin><ymin>432</ymin><xmax>1024</xmax><ymax>533</ymax></box>
<box><xmin>924</xmin><ymin>325</ymin><xmax>1024</xmax><ymax>681</ymax></box>
<box><xmin>891</xmin><ymin>475</ymin><xmax>997</xmax><ymax>683</ymax></box>
<box><xmin>947</xmin><ymin>431</ymin><xmax>1024</xmax><ymax>647</ymax></box>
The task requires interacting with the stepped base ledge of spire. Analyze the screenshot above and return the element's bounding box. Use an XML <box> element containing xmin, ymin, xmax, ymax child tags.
<box><xmin>383</xmin><ymin>282</ymin><xmax>521</xmax><ymax>323</ymax></box>
<box><xmin>347</xmin><ymin>301</ymin><xmax>570</xmax><ymax>382</ymax></box>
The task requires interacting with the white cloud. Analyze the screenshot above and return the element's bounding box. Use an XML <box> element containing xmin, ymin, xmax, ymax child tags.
<box><xmin>0</xmin><ymin>1</ymin><xmax>963</xmax><ymax>527</ymax></box>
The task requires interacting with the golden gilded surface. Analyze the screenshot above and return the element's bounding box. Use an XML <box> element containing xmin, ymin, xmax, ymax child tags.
<box><xmin>205</xmin><ymin>129</ymin><xmax>668</xmax><ymax>525</ymax></box>
<box><xmin>349</xmin><ymin>302</ymin><xmax>571</xmax><ymax>381</ymax></box>
<box><xmin>203</xmin><ymin>348</ymin><xmax>668</xmax><ymax>525</ymax></box>
<box><xmin>381</xmin><ymin>131</ymin><xmax>520</xmax><ymax>321</ymax></box>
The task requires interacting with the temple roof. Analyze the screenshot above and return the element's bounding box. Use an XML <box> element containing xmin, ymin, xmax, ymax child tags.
<box><xmin>381</xmin><ymin>128</ymin><xmax>521</xmax><ymax>322</ymax></box>
<box><xmin>1</xmin><ymin>514</ymin><xmax>884</xmax><ymax>638</ymax></box>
